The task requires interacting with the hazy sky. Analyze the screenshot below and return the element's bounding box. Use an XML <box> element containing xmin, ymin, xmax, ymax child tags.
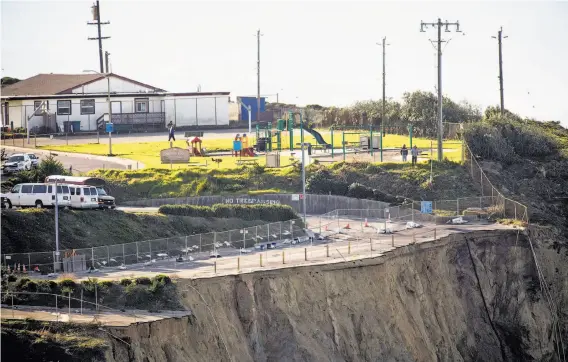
<box><xmin>1</xmin><ymin>1</ymin><xmax>567</xmax><ymax>126</ymax></box>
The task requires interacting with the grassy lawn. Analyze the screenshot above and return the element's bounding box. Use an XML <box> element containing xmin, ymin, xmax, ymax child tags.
<box><xmin>39</xmin><ymin>131</ymin><xmax>462</xmax><ymax>170</ymax></box>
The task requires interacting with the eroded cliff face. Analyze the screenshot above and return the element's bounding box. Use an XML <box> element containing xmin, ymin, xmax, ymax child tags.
<box><xmin>105</xmin><ymin>229</ymin><xmax>567</xmax><ymax>362</ymax></box>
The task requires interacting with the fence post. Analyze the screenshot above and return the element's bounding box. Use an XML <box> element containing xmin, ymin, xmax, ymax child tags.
<box><xmin>12</xmin><ymin>134</ymin><xmax>15</xmax><ymax>145</ymax></box>
<box><xmin>122</xmin><ymin>244</ymin><xmax>125</xmax><ymax>265</ymax></box>
<box><xmin>348</xmin><ymin>241</ymin><xmax>351</xmax><ymax>255</ymax></box>
<box><xmin>479</xmin><ymin>196</ymin><xmax>482</xmax><ymax>209</ymax></box>
<box><xmin>136</xmin><ymin>242</ymin><xmax>139</xmax><ymax>262</ymax></box>
<box><xmin>456</xmin><ymin>198</ymin><xmax>459</xmax><ymax>216</ymax></box>
<box><xmin>80</xmin><ymin>288</ymin><xmax>83</xmax><ymax>314</ymax></box>
<box><xmin>259</xmin><ymin>254</ymin><xmax>263</xmax><ymax>267</ymax></box>
<box><xmin>214</xmin><ymin>261</ymin><xmax>217</xmax><ymax>274</ymax></box>
<box><xmin>91</xmin><ymin>247</ymin><xmax>94</xmax><ymax>268</ymax></box>
<box><xmin>237</xmin><ymin>257</ymin><xmax>240</xmax><ymax>272</ymax></box>
<box><xmin>514</xmin><ymin>203</ymin><xmax>517</xmax><ymax>220</ymax></box>
<box><xmin>434</xmin><ymin>228</ymin><xmax>437</xmax><ymax>240</ymax></box>
<box><xmin>326</xmin><ymin>244</ymin><xmax>329</xmax><ymax>257</ymax></box>
<box><xmin>34</xmin><ymin>134</ymin><xmax>37</xmax><ymax>148</ymax></box>
<box><xmin>106</xmin><ymin>246</ymin><xmax>110</xmax><ymax>265</ymax></box>
<box><xmin>184</xmin><ymin>236</ymin><xmax>188</xmax><ymax>256</ymax></box>
<box><xmin>282</xmin><ymin>251</ymin><xmax>285</xmax><ymax>264</ymax></box>
<box><xmin>11</xmin><ymin>294</ymin><xmax>14</xmax><ymax>318</ymax></box>
<box><xmin>391</xmin><ymin>234</ymin><xmax>394</xmax><ymax>247</ymax></box>
<box><xmin>370</xmin><ymin>238</ymin><xmax>373</xmax><ymax>252</ymax></box>
<box><xmin>304</xmin><ymin>248</ymin><xmax>307</xmax><ymax>261</ymax></box>
<box><xmin>199</xmin><ymin>234</ymin><xmax>202</xmax><ymax>253</ymax></box>
<box><xmin>95</xmin><ymin>284</ymin><xmax>98</xmax><ymax>311</ymax></box>
<box><xmin>68</xmin><ymin>292</ymin><xmax>71</xmax><ymax>320</ymax></box>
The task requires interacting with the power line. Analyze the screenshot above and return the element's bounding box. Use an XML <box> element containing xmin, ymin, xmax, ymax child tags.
<box><xmin>492</xmin><ymin>27</ymin><xmax>508</xmax><ymax>116</ymax></box>
<box><xmin>420</xmin><ymin>18</ymin><xmax>462</xmax><ymax>162</ymax></box>
<box><xmin>87</xmin><ymin>1</ymin><xmax>111</xmax><ymax>74</ymax></box>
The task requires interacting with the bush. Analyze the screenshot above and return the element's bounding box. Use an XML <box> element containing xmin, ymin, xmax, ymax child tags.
<box><xmin>17</xmin><ymin>278</ymin><xmax>31</xmax><ymax>288</ymax></box>
<box><xmin>21</xmin><ymin>280</ymin><xmax>38</xmax><ymax>292</ymax></box>
<box><xmin>98</xmin><ymin>280</ymin><xmax>115</xmax><ymax>288</ymax></box>
<box><xmin>158</xmin><ymin>204</ymin><xmax>297</xmax><ymax>222</ymax></box>
<box><xmin>7</xmin><ymin>275</ymin><xmax>17</xmax><ymax>282</ymax></box>
<box><xmin>119</xmin><ymin>278</ymin><xmax>132</xmax><ymax>286</ymax></box>
<box><xmin>306</xmin><ymin>169</ymin><xmax>349</xmax><ymax>195</ymax></box>
<box><xmin>135</xmin><ymin>276</ymin><xmax>152</xmax><ymax>285</ymax></box>
<box><xmin>58</xmin><ymin>278</ymin><xmax>77</xmax><ymax>289</ymax></box>
<box><xmin>153</xmin><ymin>274</ymin><xmax>172</xmax><ymax>285</ymax></box>
<box><xmin>347</xmin><ymin>183</ymin><xmax>374</xmax><ymax>199</ymax></box>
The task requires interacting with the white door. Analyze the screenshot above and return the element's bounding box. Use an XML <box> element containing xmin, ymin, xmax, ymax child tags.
<box><xmin>19</xmin><ymin>184</ymin><xmax>34</xmax><ymax>206</ymax></box>
<box><xmin>69</xmin><ymin>186</ymin><xmax>80</xmax><ymax>208</ymax></box>
<box><xmin>8</xmin><ymin>185</ymin><xmax>22</xmax><ymax>206</ymax></box>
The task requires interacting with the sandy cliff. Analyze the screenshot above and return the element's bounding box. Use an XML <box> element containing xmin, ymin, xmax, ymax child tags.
<box><xmin>105</xmin><ymin>229</ymin><xmax>567</xmax><ymax>362</ymax></box>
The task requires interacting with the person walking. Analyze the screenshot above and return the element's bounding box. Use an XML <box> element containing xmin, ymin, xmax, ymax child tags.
<box><xmin>411</xmin><ymin>145</ymin><xmax>419</xmax><ymax>166</ymax></box>
<box><xmin>168</xmin><ymin>123</ymin><xmax>176</xmax><ymax>142</ymax></box>
<box><xmin>400</xmin><ymin>144</ymin><xmax>408</xmax><ymax>162</ymax></box>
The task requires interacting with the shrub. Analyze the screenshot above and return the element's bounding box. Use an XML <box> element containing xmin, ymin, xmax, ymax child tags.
<box><xmin>58</xmin><ymin>278</ymin><xmax>77</xmax><ymax>289</ymax></box>
<box><xmin>135</xmin><ymin>276</ymin><xmax>152</xmax><ymax>285</ymax></box>
<box><xmin>98</xmin><ymin>280</ymin><xmax>115</xmax><ymax>288</ymax></box>
<box><xmin>306</xmin><ymin>169</ymin><xmax>349</xmax><ymax>195</ymax></box>
<box><xmin>153</xmin><ymin>274</ymin><xmax>172</xmax><ymax>285</ymax></box>
<box><xmin>347</xmin><ymin>183</ymin><xmax>374</xmax><ymax>199</ymax></box>
<box><xmin>119</xmin><ymin>278</ymin><xmax>132</xmax><ymax>286</ymax></box>
<box><xmin>21</xmin><ymin>280</ymin><xmax>38</xmax><ymax>292</ymax></box>
<box><xmin>158</xmin><ymin>204</ymin><xmax>297</xmax><ymax>222</ymax></box>
<box><xmin>7</xmin><ymin>275</ymin><xmax>17</xmax><ymax>282</ymax></box>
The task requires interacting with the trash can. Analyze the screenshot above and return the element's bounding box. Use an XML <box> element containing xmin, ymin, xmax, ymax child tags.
<box><xmin>307</xmin><ymin>143</ymin><xmax>312</xmax><ymax>156</ymax></box>
<box><xmin>257</xmin><ymin>137</ymin><xmax>268</xmax><ymax>152</ymax></box>
<box><xmin>71</xmin><ymin>121</ymin><xmax>81</xmax><ymax>133</ymax></box>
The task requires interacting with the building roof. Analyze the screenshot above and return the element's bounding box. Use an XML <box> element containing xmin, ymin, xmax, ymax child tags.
<box><xmin>0</xmin><ymin>73</ymin><xmax>166</xmax><ymax>97</ymax></box>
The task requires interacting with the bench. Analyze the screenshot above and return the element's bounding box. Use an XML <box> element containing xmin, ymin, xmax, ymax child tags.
<box><xmin>236</xmin><ymin>159</ymin><xmax>258</xmax><ymax>165</ymax></box>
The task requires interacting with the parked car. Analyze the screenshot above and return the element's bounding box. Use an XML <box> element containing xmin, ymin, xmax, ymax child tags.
<box><xmin>45</xmin><ymin>175</ymin><xmax>116</xmax><ymax>209</ymax></box>
<box><xmin>4</xmin><ymin>183</ymin><xmax>71</xmax><ymax>208</ymax></box>
<box><xmin>2</xmin><ymin>153</ymin><xmax>32</xmax><ymax>174</ymax></box>
<box><xmin>26</xmin><ymin>153</ymin><xmax>40</xmax><ymax>168</ymax></box>
<box><xmin>1</xmin><ymin>193</ymin><xmax>9</xmax><ymax>208</ymax></box>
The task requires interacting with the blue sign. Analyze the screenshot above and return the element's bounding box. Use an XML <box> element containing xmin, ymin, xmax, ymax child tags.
<box><xmin>233</xmin><ymin>140</ymin><xmax>242</xmax><ymax>151</ymax></box>
<box><xmin>421</xmin><ymin>201</ymin><xmax>433</xmax><ymax>214</ymax></box>
<box><xmin>105</xmin><ymin>123</ymin><xmax>114</xmax><ymax>133</ymax></box>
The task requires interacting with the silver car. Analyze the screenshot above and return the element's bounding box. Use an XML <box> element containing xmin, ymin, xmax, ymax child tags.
<box><xmin>26</xmin><ymin>153</ymin><xmax>39</xmax><ymax>168</ymax></box>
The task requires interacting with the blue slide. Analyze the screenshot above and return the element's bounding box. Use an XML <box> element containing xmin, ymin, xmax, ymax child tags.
<box><xmin>301</xmin><ymin>125</ymin><xmax>332</xmax><ymax>148</ymax></box>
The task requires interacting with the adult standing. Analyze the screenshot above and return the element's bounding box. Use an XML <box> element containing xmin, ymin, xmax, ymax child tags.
<box><xmin>168</xmin><ymin>122</ymin><xmax>176</xmax><ymax>142</ymax></box>
<box><xmin>411</xmin><ymin>145</ymin><xmax>419</xmax><ymax>166</ymax></box>
<box><xmin>400</xmin><ymin>144</ymin><xmax>408</xmax><ymax>162</ymax></box>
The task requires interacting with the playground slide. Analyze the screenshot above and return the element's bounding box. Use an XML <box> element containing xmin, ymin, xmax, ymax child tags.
<box><xmin>243</xmin><ymin>148</ymin><xmax>257</xmax><ymax>157</ymax></box>
<box><xmin>300</xmin><ymin>125</ymin><xmax>331</xmax><ymax>148</ymax></box>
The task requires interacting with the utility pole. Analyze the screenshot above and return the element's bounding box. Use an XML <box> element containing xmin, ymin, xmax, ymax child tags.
<box><xmin>256</xmin><ymin>29</ymin><xmax>262</xmax><ymax>122</ymax></box>
<box><xmin>88</xmin><ymin>1</ymin><xmax>110</xmax><ymax>74</ymax></box>
<box><xmin>492</xmin><ymin>27</ymin><xmax>507</xmax><ymax>116</ymax></box>
<box><xmin>377</xmin><ymin>37</ymin><xmax>389</xmax><ymax>162</ymax></box>
<box><xmin>420</xmin><ymin>18</ymin><xmax>462</xmax><ymax>162</ymax></box>
<box><xmin>105</xmin><ymin>51</ymin><xmax>110</xmax><ymax>74</ymax></box>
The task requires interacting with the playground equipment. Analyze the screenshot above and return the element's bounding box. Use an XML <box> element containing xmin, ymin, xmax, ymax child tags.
<box><xmin>187</xmin><ymin>136</ymin><xmax>203</xmax><ymax>156</ymax></box>
<box><xmin>233</xmin><ymin>133</ymin><xmax>257</xmax><ymax>157</ymax></box>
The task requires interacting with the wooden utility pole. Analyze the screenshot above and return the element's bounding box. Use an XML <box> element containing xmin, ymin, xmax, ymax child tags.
<box><xmin>420</xmin><ymin>18</ymin><xmax>462</xmax><ymax>162</ymax></box>
<box><xmin>88</xmin><ymin>1</ymin><xmax>111</xmax><ymax>74</ymax></box>
<box><xmin>492</xmin><ymin>27</ymin><xmax>508</xmax><ymax>116</ymax></box>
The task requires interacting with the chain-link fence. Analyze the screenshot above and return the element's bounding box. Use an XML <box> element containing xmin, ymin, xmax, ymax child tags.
<box><xmin>2</xmin><ymin>218</ymin><xmax>307</xmax><ymax>273</ymax></box>
<box><xmin>464</xmin><ymin>142</ymin><xmax>528</xmax><ymax>223</ymax></box>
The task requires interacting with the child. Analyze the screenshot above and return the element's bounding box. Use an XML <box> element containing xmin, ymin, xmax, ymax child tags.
<box><xmin>400</xmin><ymin>144</ymin><xmax>408</xmax><ymax>162</ymax></box>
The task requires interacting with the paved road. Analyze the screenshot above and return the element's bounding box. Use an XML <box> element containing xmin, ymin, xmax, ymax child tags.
<box><xmin>2</xmin><ymin>146</ymin><xmax>133</xmax><ymax>174</ymax></box>
<box><xmin>0</xmin><ymin>306</ymin><xmax>190</xmax><ymax>326</ymax></box>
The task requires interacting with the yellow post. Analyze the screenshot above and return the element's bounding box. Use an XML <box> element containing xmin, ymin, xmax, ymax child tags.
<box><xmin>260</xmin><ymin>254</ymin><xmax>263</xmax><ymax>267</ymax></box>
<box><xmin>214</xmin><ymin>261</ymin><xmax>217</xmax><ymax>274</ymax></box>
<box><xmin>282</xmin><ymin>252</ymin><xmax>285</xmax><ymax>264</ymax></box>
<box><xmin>326</xmin><ymin>244</ymin><xmax>329</xmax><ymax>257</ymax></box>
<box><xmin>304</xmin><ymin>248</ymin><xmax>307</xmax><ymax>261</ymax></box>
<box><xmin>237</xmin><ymin>257</ymin><xmax>240</xmax><ymax>271</ymax></box>
<box><xmin>391</xmin><ymin>234</ymin><xmax>394</xmax><ymax>247</ymax></box>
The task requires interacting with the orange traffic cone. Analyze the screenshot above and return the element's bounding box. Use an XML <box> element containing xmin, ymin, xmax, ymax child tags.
<box><xmin>344</xmin><ymin>223</ymin><xmax>351</xmax><ymax>229</ymax></box>
<box><xmin>364</xmin><ymin>218</ymin><xmax>369</xmax><ymax>227</ymax></box>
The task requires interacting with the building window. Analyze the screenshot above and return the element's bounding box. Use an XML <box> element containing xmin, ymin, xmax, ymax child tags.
<box><xmin>34</xmin><ymin>101</ymin><xmax>43</xmax><ymax>116</ymax></box>
<box><xmin>134</xmin><ymin>98</ymin><xmax>149</xmax><ymax>113</ymax></box>
<box><xmin>57</xmin><ymin>100</ymin><xmax>71</xmax><ymax>115</ymax></box>
<box><xmin>80</xmin><ymin>99</ymin><xmax>95</xmax><ymax>115</ymax></box>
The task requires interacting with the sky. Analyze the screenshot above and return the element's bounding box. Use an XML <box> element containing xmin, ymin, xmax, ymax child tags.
<box><xmin>1</xmin><ymin>0</ymin><xmax>567</xmax><ymax>126</ymax></box>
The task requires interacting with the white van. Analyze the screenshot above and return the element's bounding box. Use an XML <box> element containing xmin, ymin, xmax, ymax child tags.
<box><xmin>68</xmin><ymin>185</ymin><xmax>101</xmax><ymax>209</ymax></box>
<box><xmin>4</xmin><ymin>183</ymin><xmax>71</xmax><ymax>208</ymax></box>
<box><xmin>45</xmin><ymin>175</ymin><xmax>116</xmax><ymax>209</ymax></box>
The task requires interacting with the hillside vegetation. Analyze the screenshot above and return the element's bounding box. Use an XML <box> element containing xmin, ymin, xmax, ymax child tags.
<box><xmin>1</xmin><ymin>209</ymin><xmax>266</xmax><ymax>254</ymax></box>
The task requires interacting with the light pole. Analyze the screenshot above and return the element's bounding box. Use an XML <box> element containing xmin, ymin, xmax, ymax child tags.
<box><xmin>83</xmin><ymin>70</ymin><xmax>112</xmax><ymax>155</ymax></box>
<box><xmin>48</xmin><ymin>177</ymin><xmax>65</xmax><ymax>271</ymax></box>
<box><xmin>240</xmin><ymin>229</ymin><xmax>248</xmax><ymax>254</ymax></box>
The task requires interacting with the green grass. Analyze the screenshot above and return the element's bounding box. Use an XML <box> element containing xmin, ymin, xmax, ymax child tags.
<box><xmin>38</xmin><ymin>132</ymin><xmax>462</xmax><ymax>170</ymax></box>
<box><xmin>1</xmin><ymin>208</ymin><xmax>269</xmax><ymax>254</ymax></box>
